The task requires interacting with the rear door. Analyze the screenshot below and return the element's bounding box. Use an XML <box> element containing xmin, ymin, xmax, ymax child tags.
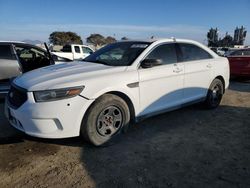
<box><xmin>177</xmin><ymin>43</ymin><xmax>214</xmax><ymax>103</ymax></box>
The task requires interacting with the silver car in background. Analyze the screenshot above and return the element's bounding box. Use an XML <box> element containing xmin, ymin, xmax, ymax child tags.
<box><xmin>0</xmin><ymin>41</ymin><xmax>55</xmax><ymax>96</ymax></box>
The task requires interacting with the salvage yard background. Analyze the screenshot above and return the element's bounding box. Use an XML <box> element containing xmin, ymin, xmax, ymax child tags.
<box><xmin>0</xmin><ymin>80</ymin><xmax>250</xmax><ymax>188</ymax></box>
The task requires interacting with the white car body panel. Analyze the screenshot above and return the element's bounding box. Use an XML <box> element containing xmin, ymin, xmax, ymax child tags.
<box><xmin>5</xmin><ymin>39</ymin><xmax>230</xmax><ymax>139</ymax></box>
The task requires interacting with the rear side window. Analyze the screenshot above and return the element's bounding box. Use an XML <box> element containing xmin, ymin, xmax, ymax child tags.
<box><xmin>178</xmin><ymin>43</ymin><xmax>213</xmax><ymax>62</ymax></box>
<box><xmin>0</xmin><ymin>45</ymin><xmax>15</xmax><ymax>59</ymax></box>
<box><xmin>74</xmin><ymin>46</ymin><xmax>80</xmax><ymax>53</ymax></box>
<box><xmin>146</xmin><ymin>43</ymin><xmax>177</xmax><ymax>65</ymax></box>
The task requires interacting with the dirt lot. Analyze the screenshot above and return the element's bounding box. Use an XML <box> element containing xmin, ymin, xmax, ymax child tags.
<box><xmin>0</xmin><ymin>81</ymin><xmax>250</xmax><ymax>188</ymax></box>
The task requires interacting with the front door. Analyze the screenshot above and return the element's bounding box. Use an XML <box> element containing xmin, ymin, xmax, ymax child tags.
<box><xmin>138</xmin><ymin>43</ymin><xmax>184</xmax><ymax>116</ymax></box>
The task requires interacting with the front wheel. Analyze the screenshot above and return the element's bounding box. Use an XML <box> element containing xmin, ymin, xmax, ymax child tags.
<box><xmin>205</xmin><ymin>79</ymin><xmax>224</xmax><ymax>109</ymax></box>
<box><xmin>81</xmin><ymin>94</ymin><xmax>130</xmax><ymax>146</ymax></box>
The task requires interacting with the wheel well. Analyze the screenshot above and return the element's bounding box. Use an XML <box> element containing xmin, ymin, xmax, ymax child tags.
<box><xmin>107</xmin><ymin>91</ymin><xmax>136</xmax><ymax>122</ymax></box>
<box><xmin>215</xmin><ymin>76</ymin><xmax>225</xmax><ymax>93</ymax></box>
<box><xmin>80</xmin><ymin>91</ymin><xmax>136</xmax><ymax>136</ymax></box>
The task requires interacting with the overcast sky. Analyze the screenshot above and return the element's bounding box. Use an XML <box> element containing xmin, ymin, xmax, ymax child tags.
<box><xmin>0</xmin><ymin>0</ymin><xmax>249</xmax><ymax>45</ymax></box>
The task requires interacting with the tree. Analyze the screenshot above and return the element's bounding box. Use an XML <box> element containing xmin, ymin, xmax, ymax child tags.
<box><xmin>86</xmin><ymin>34</ymin><xmax>106</xmax><ymax>47</ymax></box>
<box><xmin>219</xmin><ymin>34</ymin><xmax>234</xmax><ymax>47</ymax></box>
<box><xmin>105</xmin><ymin>36</ymin><xmax>116</xmax><ymax>44</ymax></box>
<box><xmin>49</xmin><ymin>31</ymin><xmax>82</xmax><ymax>45</ymax></box>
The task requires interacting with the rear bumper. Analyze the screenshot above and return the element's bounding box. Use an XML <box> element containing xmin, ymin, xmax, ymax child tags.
<box><xmin>5</xmin><ymin>92</ymin><xmax>94</xmax><ymax>138</ymax></box>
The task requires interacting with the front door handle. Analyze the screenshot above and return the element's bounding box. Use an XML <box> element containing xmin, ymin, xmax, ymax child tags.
<box><xmin>173</xmin><ymin>68</ymin><xmax>183</xmax><ymax>73</ymax></box>
<box><xmin>206</xmin><ymin>63</ymin><xmax>212</xmax><ymax>68</ymax></box>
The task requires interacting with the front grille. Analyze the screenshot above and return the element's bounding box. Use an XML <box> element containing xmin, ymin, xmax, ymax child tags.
<box><xmin>8</xmin><ymin>84</ymin><xmax>27</xmax><ymax>109</ymax></box>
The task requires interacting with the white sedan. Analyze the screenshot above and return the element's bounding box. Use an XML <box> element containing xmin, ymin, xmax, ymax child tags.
<box><xmin>5</xmin><ymin>38</ymin><xmax>230</xmax><ymax>146</ymax></box>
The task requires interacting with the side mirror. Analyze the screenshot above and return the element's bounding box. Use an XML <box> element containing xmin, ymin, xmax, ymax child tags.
<box><xmin>141</xmin><ymin>59</ymin><xmax>163</xmax><ymax>68</ymax></box>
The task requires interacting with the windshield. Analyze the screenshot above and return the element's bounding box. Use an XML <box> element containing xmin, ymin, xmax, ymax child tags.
<box><xmin>84</xmin><ymin>41</ymin><xmax>151</xmax><ymax>66</ymax></box>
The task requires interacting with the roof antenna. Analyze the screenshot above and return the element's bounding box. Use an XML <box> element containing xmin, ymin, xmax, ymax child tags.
<box><xmin>171</xmin><ymin>37</ymin><xmax>176</xmax><ymax>42</ymax></box>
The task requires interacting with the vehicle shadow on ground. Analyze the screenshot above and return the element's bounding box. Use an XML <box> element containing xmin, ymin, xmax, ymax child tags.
<box><xmin>229</xmin><ymin>79</ymin><xmax>250</xmax><ymax>93</ymax></box>
<box><xmin>80</xmin><ymin>104</ymin><xmax>250</xmax><ymax>188</ymax></box>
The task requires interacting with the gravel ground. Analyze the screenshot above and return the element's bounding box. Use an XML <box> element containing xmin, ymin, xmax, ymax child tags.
<box><xmin>0</xmin><ymin>80</ymin><xmax>250</xmax><ymax>188</ymax></box>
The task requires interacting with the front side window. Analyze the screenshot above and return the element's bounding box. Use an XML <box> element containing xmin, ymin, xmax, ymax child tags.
<box><xmin>84</xmin><ymin>42</ymin><xmax>151</xmax><ymax>66</ymax></box>
<box><xmin>179</xmin><ymin>43</ymin><xmax>213</xmax><ymax>62</ymax></box>
<box><xmin>15</xmin><ymin>45</ymin><xmax>50</xmax><ymax>72</ymax></box>
<box><xmin>15</xmin><ymin>46</ymin><xmax>48</xmax><ymax>61</ymax></box>
<box><xmin>0</xmin><ymin>45</ymin><xmax>15</xmax><ymax>59</ymax></box>
<box><xmin>145</xmin><ymin>43</ymin><xmax>177</xmax><ymax>65</ymax></box>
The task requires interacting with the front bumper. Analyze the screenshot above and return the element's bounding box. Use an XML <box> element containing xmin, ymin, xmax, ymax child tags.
<box><xmin>5</xmin><ymin>92</ymin><xmax>94</xmax><ymax>138</ymax></box>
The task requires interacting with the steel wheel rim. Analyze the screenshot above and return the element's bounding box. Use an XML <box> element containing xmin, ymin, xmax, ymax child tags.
<box><xmin>96</xmin><ymin>106</ymin><xmax>123</xmax><ymax>137</ymax></box>
<box><xmin>211</xmin><ymin>84</ymin><xmax>222</xmax><ymax>105</ymax></box>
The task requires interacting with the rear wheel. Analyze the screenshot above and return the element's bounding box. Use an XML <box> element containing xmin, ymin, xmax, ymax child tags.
<box><xmin>81</xmin><ymin>94</ymin><xmax>130</xmax><ymax>146</ymax></box>
<box><xmin>205</xmin><ymin>79</ymin><xmax>224</xmax><ymax>109</ymax></box>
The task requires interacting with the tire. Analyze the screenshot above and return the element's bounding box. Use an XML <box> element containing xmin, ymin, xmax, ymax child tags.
<box><xmin>205</xmin><ymin>78</ymin><xmax>224</xmax><ymax>109</ymax></box>
<box><xmin>81</xmin><ymin>94</ymin><xmax>130</xmax><ymax>146</ymax></box>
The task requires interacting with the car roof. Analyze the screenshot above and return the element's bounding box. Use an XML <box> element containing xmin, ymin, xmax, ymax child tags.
<box><xmin>0</xmin><ymin>41</ymin><xmax>47</xmax><ymax>52</ymax></box>
<box><xmin>0</xmin><ymin>41</ymin><xmax>26</xmax><ymax>45</ymax></box>
<box><xmin>117</xmin><ymin>38</ymin><xmax>204</xmax><ymax>44</ymax></box>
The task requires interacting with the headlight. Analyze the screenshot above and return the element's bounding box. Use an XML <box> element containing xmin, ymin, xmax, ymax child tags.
<box><xmin>34</xmin><ymin>86</ymin><xmax>84</xmax><ymax>102</ymax></box>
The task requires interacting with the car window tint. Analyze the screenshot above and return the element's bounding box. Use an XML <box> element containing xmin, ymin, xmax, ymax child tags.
<box><xmin>146</xmin><ymin>43</ymin><xmax>177</xmax><ymax>65</ymax></box>
<box><xmin>74</xmin><ymin>46</ymin><xmax>80</xmax><ymax>53</ymax></box>
<box><xmin>0</xmin><ymin>45</ymin><xmax>14</xmax><ymax>59</ymax></box>
<box><xmin>179</xmin><ymin>43</ymin><xmax>213</xmax><ymax>62</ymax></box>
<box><xmin>82</xmin><ymin>47</ymin><xmax>93</xmax><ymax>54</ymax></box>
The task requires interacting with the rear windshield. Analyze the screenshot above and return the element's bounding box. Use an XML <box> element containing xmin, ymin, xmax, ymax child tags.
<box><xmin>61</xmin><ymin>45</ymin><xmax>72</xmax><ymax>52</ymax></box>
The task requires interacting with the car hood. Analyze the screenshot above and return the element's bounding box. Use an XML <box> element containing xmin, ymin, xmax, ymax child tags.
<box><xmin>14</xmin><ymin>61</ymin><xmax>127</xmax><ymax>91</ymax></box>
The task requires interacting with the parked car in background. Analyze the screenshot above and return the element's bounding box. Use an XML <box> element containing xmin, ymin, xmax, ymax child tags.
<box><xmin>0</xmin><ymin>41</ymin><xmax>56</xmax><ymax>96</ymax></box>
<box><xmin>224</xmin><ymin>48</ymin><xmax>239</xmax><ymax>57</ymax></box>
<box><xmin>52</xmin><ymin>44</ymin><xmax>94</xmax><ymax>61</ymax></box>
<box><xmin>227</xmin><ymin>48</ymin><xmax>250</xmax><ymax>77</ymax></box>
<box><xmin>209</xmin><ymin>47</ymin><xmax>229</xmax><ymax>56</ymax></box>
<box><xmin>5</xmin><ymin>39</ymin><xmax>229</xmax><ymax>146</ymax></box>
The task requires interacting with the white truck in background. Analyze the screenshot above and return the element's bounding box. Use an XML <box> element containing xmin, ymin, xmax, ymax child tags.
<box><xmin>52</xmin><ymin>44</ymin><xmax>94</xmax><ymax>61</ymax></box>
